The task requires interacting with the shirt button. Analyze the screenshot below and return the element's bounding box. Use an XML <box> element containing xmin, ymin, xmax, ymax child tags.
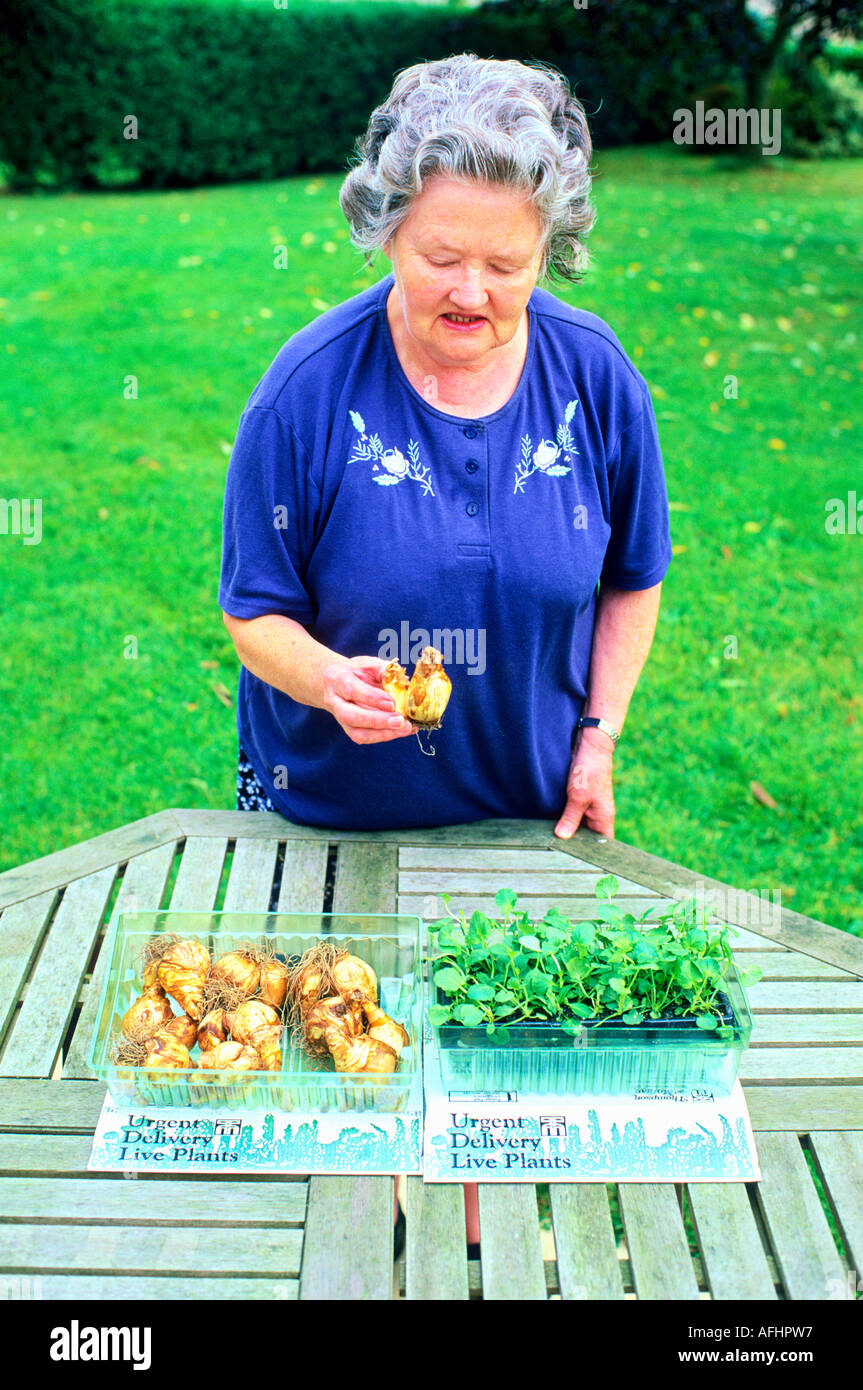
<box><xmin>466</xmin><ymin>501</ymin><xmax>479</xmax><ymax>517</ymax></box>
<box><xmin>463</xmin><ymin>426</ymin><xmax>479</xmax><ymax>438</ymax></box>
<box><xmin>465</xmin><ymin>459</ymin><xmax>479</xmax><ymax>474</ymax></box>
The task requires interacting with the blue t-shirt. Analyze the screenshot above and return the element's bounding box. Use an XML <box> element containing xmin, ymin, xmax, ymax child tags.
<box><xmin>219</xmin><ymin>272</ymin><xmax>672</xmax><ymax>830</ymax></box>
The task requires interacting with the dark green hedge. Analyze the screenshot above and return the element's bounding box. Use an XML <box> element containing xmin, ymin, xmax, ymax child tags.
<box><xmin>0</xmin><ymin>0</ymin><xmax>756</xmax><ymax>190</ymax></box>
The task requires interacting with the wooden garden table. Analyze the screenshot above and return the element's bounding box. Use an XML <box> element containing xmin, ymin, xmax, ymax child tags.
<box><xmin>1</xmin><ymin>809</ymin><xmax>862</xmax><ymax>1301</ymax></box>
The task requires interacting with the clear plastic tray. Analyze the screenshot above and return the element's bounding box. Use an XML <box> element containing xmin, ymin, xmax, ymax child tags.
<box><xmin>89</xmin><ymin>910</ymin><xmax>422</xmax><ymax>1112</ymax></box>
<box><xmin>429</xmin><ymin>963</ymin><xmax>753</xmax><ymax>1095</ymax></box>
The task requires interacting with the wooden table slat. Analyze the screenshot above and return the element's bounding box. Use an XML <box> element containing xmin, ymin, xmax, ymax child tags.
<box><xmin>617</xmin><ymin>1185</ymin><xmax>701</xmax><ymax>1299</ymax></box>
<box><xmin>741</xmin><ymin>1048</ymin><xmax>863</xmax><ymax>1083</ymax></box>
<box><xmin>0</xmin><ymin>868</ymin><xmax>118</xmax><ymax>1080</ymax></box>
<box><xmin>399</xmin><ymin>869</ymin><xmax>664</xmax><ymax>896</ymax></box>
<box><xmin>176</xmin><ymin>812</ymin><xmax>556</xmax><ymax>847</ymax></box>
<box><xmin>746</xmin><ymin>1086</ymin><xmax>863</xmax><ymax>1131</ymax></box>
<box><xmin>0</xmin><ymin>811</ymin><xmax>183</xmax><ymax>912</ymax></box>
<box><xmin>686</xmin><ymin>1183</ymin><xmax>777</xmax><ymax>1301</ymax></box>
<box><xmin>752</xmin><ymin>1131</ymin><xmax>848</xmax><ymax>1299</ymax></box>
<box><xmin>277</xmin><ymin>841</ymin><xmax>330</xmax><ymax>913</ymax></box>
<box><xmin>0</xmin><ymin>1134</ymin><xmax>97</xmax><ymax>1174</ymax></box>
<box><xmin>334</xmin><ymin>841</ymin><xmax>398</xmax><ymax>915</ymax></box>
<box><xmin>748</xmin><ymin>981</ymin><xmax>863</xmax><ymax>1010</ymax></box>
<box><xmin>299</xmin><ymin>1175</ymin><xmax>394</xmax><ymax>1299</ymax></box>
<box><xmin>404</xmin><ymin>1177</ymin><xmax>469</xmax><ymax>1300</ymax></box>
<box><xmin>555</xmin><ymin>837</ymin><xmax>863</xmax><ymax>977</ymax></box>
<box><xmin>222</xmin><ymin>839</ymin><xmax>280</xmax><ymax>913</ymax></box>
<box><xmin>400</xmin><ymin>847</ymin><xmax>607</xmax><ymax>871</ymax></box>
<box><xmin>807</xmin><ymin>1131</ymin><xmax>863</xmax><ymax>1284</ymax></box>
<box><xmin>0</xmin><ymin>1078</ymin><xmax>113</xmax><ymax>1131</ymax></box>
<box><xmin>0</xmin><ymin>1176</ymin><xmax>306</xmax><ymax>1224</ymax></box>
<box><xmin>739</xmin><ymin>954</ymin><xmax>857</xmax><ymax>981</ymax></box>
<box><xmin>64</xmin><ymin>844</ymin><xmax>177</xmax><ymax>1080</ymax></box>
<box><xmin>169</xmin><ymin>837</ymin><xmax>229</xmax><ymax>911</ymax></box>
<box><xmin>0</xmin><ymin>889</ymin><xmax>59</xmax><ymax>1048</ymax></box>
<box><xmin>750</xmin><ymin>1016</ymin><xmax>863</xmax><ymax>1045</ymax></box>
<box><xmin>0</xmin><ymin>1223</ymin><xmax>303</xmax><ymax>1276</ymax></box>
<box><xmin>548</xmin><ymin>1184</ymin><xmax>626</xmax><ymax>1299</ymax></box>
<box><xmin>476</xmin><ymin>1184</ymin><xmax>546</xmax><ymax>1300</ymax></box>
<box><xmin>24</xmin><ymin>1275</ymin><xmax>299</xmax><ymax>1300</ymax></box>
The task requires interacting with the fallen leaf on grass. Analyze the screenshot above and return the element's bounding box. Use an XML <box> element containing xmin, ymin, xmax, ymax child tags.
<box><xmin>212</xmin><ymin>683</ymin><xmax>233</xmax><ymax>708</ymax></box>
<box><xmin>134</xmin><ymin>456</ymin><xmax>161</xmax><ymax>470</ymax></box>
<box><xmin>200</xmin><ymin>660</ymin><xmax>219</xmax><ymax>670</ymax></box>
<box><xmin>749</xmin><ymin>781</ymin><xmax>781</xmax><ymax>811</ymax></box>
<box><xmin>721</xmin><ymin>545</ymin><xmax>733</xmax><ymax>560</ymax></box>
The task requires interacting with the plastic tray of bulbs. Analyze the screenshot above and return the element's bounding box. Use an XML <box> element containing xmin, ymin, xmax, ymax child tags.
<box><xmin>106</xmin><ymin>935</ymin><xmax>414</xmax><ymax>1111</ymax></box>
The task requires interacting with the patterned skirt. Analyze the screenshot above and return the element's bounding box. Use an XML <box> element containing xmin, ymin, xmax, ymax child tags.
<box><xmin>236</xmin><ymin>746</ymin><xmax>277</xmax><ymax>813</ymax></box>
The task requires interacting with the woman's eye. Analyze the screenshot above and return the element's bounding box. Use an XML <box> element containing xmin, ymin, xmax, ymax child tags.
<box><xmin>425</xmin><ymin>257</ymin><xmax>516</xmax><ymax>274</ymax></box>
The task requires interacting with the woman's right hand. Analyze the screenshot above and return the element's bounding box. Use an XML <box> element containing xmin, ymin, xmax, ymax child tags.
<box><xmin>321</xmin><ymin>656</ymin><xmax>416</xmax><ymax>744</ymax></box>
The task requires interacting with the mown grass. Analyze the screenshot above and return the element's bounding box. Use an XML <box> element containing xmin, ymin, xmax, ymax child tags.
<box><xmin>1</xmin><ymin>146</ymin><xmax>861</xmax><ymax>933</ymax></box>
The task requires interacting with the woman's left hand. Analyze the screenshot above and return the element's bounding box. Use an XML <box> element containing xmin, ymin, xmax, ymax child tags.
<box><xmin>553</xmin><ymin>730</ymin><xmax>615</xmax><ymax>840</ymax></box>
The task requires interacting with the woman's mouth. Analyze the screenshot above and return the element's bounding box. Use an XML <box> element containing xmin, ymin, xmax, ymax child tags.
<box><xmin>442</xmin><ymin>312</ymin><xmax>486</xmax><ymax>329</ymax></box>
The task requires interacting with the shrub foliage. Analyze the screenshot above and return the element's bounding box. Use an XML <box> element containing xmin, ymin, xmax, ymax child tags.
<box><xmin>0</xmin><ymin>0</ymin><xmax>845</xmax><ymax>190</ymax></box>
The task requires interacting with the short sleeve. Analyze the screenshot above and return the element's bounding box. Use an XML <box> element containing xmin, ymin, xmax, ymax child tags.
<box><xmin>218</xmin><ymin>405</ymin><xmax>320</xmax><ymax>621</ymax></box>
<box><xmin>599</xmin><ymin>384</ymin><xmax>673</xmax><ymax>591</ymax></box>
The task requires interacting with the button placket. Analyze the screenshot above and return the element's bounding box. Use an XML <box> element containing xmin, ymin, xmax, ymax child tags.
<box><xmin>459</xmin><ymin>423</ymin><xmax>487</xmax><ymax>528</ymax></box>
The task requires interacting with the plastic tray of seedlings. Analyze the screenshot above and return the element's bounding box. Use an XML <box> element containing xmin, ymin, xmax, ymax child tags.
<box><xmin>428</xmin><ymin>965</ymin><xmax>753</xmax><ymax>1096</ymax></box>
<box><xmin>89</xmin><ymin>911</ymin><xmax>422</xmax><ymax>1113</ymax></box>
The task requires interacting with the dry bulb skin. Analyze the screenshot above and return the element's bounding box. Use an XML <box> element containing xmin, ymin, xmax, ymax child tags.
<box><xmin>156</xmin><ymin>939</ymin><xmax>211</xmax><ymax>1020</ymax></box>
<box><xmin>226</xmin><ymin>999</ymin><xmax>282</xmax><ymax>1071</ymax></box>
<box><xmin>209</xmin><ymin>949</ymin><xmax>261</xmax><ymax>999</ymax></box>
<box><xmin>258</xmin><ymin>954</ymin><xmax>290</xmax><ymax>1011</ymax></box>
<box><xmin>161</xmin><ymin>1014</ymin><xmax>199</xmax><ymax>1049</ymax></box>
<box><xmin>331</xmin><ymin>1035</ymin><xmax>399</xmax><ymax>1074</ymax></box>
<box><xmin>302</xmin><ymin>994</ymin><xmax>366</xmax><ymax>1058</ymax></box>
<box><xmin>121</xmin><ymin>992</ymin><xmax>175</xmax><ymax>1040</ymax></box>
<box><xmin>363</xmin><ymin>999</ymin><xmax>410</xmax><ymax>1058</ymax></box>
<box><xmin>331</xmin><ymin>954</ymin><xmax>378</xmax><ymax>1004</ymax></box>
<box><xmin>197</xmin><ymin>1008</ymin><xmax>230</xmax><ymax>1051</ymax></box>
<box><xmin>142</xmin><ymin>1032</ymin><xmax>194</xmax><ymax>1070</ymax></box>
<box><xmin>199</xmin><ymin>1041</ymin><xmax>263</xmax><ymax>1072</ymax></box>
<box><xmin>383</xmin><ymin>646</ymin><xmax>451</xmax><ymax>729</ymax></box>
<box><xmin>287</xmin><ymin>941</ymin><xmax>348</xmax><ymax>1023</ymax></box>
<box><xmin>141</xmin><ymin>959</ymin><xmax>165</xmax><ymax>994</ymax></box>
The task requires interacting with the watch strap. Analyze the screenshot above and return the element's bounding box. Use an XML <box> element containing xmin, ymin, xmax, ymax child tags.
<box><xmin>577</xmin><ymin>716</ymin><xmax>620</xmax><ymax>746</ymax></box>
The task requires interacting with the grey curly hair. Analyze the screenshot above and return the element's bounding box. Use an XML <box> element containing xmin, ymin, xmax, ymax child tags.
<box><xmin>339</xmin><ymin>53</ymin><xmax>595</xmax><ymax>285</ymax></box>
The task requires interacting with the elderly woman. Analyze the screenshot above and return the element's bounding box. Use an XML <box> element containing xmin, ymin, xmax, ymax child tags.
<box><xmin>220</xmin><ymin>53</ymin><xmax>672</xmax><ymax>1251</ymax></box>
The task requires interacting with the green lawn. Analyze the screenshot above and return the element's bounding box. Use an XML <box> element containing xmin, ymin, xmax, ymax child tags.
<box><xmin>1</xmin><ymin>146</ymin><xmax>861</xmax><ymax>933</ymax></box>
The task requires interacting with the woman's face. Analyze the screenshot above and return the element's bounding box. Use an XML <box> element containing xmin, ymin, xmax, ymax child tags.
<box><xmin>382</xmin><ymin>176</ymin><xmax>545</xmax><ymax>370</ymax></box>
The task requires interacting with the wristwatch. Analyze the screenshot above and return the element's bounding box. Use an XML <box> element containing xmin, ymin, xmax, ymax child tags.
<box><xmin>576</xmin><ymin>716</ymin><xmax>620</xmax><ymax>747</ymax></box>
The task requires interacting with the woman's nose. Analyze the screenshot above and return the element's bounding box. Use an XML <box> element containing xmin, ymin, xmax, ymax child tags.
<box><xmin>448</xmin><ymin>267</ymin><xmax>489</xmax><ymax>310</ymax></box>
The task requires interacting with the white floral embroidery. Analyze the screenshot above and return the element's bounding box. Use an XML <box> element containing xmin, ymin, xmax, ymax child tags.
<box><xmin>514</xmin><ymin>399</ymin><xmax>579</xmax><ymax>493</ymax></box>
<box><xmin>348</xmin><ymin>410</ymin><xmax>434</xmax><ymax>496</ymax></box>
